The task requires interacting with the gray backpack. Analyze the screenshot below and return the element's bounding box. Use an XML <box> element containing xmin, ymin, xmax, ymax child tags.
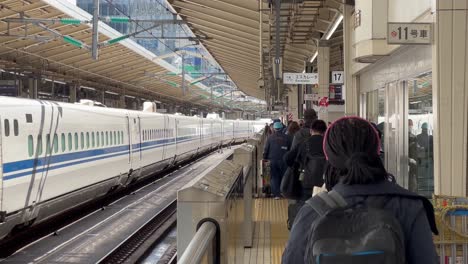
<box><xmin>305</xmin><ymin>191</ymin><xmax>406</xmax><ymax>264</ymax></box>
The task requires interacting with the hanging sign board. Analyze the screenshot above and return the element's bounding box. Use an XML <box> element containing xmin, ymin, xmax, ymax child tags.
<box><xmin>283</xmin><ymin>73</ymin><xmax>318</xmax><ymax>85</ymax></box>
<box><xmin>387</xmin><ymin>23</ymin><xmax>432</xmax><ymax>44</ymax></box>
<box><xmin>304</xmin><ymin>94</ymin><xmax>314</xmax><ymax>101</ymax></box>
<box><xmin>331</xmin><ymin>71</ymin><xmax>344</xmax><ymax>84</ymax></box>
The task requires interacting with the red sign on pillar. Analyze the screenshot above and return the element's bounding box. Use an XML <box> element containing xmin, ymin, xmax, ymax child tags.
<box><xmin>319</xmin><ymin>97</ymin><xmax>329</xmax><ymax>107</ymax></box>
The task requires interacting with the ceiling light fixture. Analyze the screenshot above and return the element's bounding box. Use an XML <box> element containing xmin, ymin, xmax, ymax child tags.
<box><xmin>309</xmin><ymin>51</ymin><xmax>318</xmax><ymax>63</ymax></box>
<box><xmin>325</xmin><ymin>14</ymin><xmax>344</xmax><ymax>40</ymax></box>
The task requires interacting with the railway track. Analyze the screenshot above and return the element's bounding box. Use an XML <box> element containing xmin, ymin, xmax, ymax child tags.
<box><xmin>100</xmin><ymin>201</ymin><xmax>177</xmax><ymax>264</ymax></box>
<box><xmin>0</xmin><ymin>146</ymin><xmax>237</xmax><ymax>263</ymax></box>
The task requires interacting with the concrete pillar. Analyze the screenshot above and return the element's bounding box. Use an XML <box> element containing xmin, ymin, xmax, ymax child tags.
<box><xmin>343</xmin><ymin>4</ymin><xmax>359</xmax><ymax>116</ymax></box>
<box><xmin>28</xmin><ymin>78</ymin><xmax>38</xmax><ymax>99</ymax></box>
<box><xmin>317</xmin><ymin>44</ymin><xmax>330</xmax><ymax>122</ymax></box>
<box><xmin>69</xmin><ymin>84</ymin><xmax>77</xmax><ymax>103</ymax></box>
<box><xmin>432</xmin><ymin>0</ymin><xmax>468</xmax><ymax>196</ymax></box>
<box><xmin>120</xmin><ymin>95</ymin><xmax>126</xmax><ymax>109</ymax></box>
<box><xmin>17</xmin><ymin>79</ymin><xmax>23</xmax><ymax>98</ymax></box>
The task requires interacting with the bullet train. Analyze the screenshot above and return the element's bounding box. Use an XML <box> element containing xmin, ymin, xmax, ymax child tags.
<box><xmin>0</xmin><ymin>97</ymin><xmax>264</xmax><ymax>239</ymax></box>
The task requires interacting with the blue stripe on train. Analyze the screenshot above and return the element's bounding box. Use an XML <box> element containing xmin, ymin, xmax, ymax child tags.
<box><xmin>2</xmin><ymin>134</ymin><xmax>217</xmax><ymax>181</ymax></box>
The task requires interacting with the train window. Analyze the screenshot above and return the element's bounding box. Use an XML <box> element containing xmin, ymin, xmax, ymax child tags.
<box><xmin>92</xmin><ymin>132</ymin><xmax>95</xmax><ymax>148</ymax></box>
<box><xmin>86</xmin><ymin>132</ymin><xmax>90</xmax><ymax>149</ymax></box>
<box><xmin>13</xmin><ymin>119</ymin><xmax>18</xmax><ymax>136</ymax></box>
<box><xmin>74</xmin><ymin>133</ymin><xmax>78</xmax><ymax>150</ymax></box>
<box><xmin>101</xmin><ymin>132</ymin><xmax>104</xmax><ymax>146</ymax></box>
<box><xmin>45</xmin><ymin>134</ymin><xmax>51</xmax><ymax>154</ymax></box>
<box><xmin>53</xmin><ymin>134</ymin><xmax>58</xmax><ymax>153</ymax></box>
<box><xmin>96</xmin><ymin>131</ymin><xmax>100</xmax><ymax>147</ymax></box>
<box><xmin>110</xmin><ymin>131</ymin><xmax>113</xmax><ymax>145</ymax></box>
<box><xmin>120</xmin><ymin>131</ymin><xmax>123</xmax><ymax>144</ymax></box>
<box><xmin>26</xmin><ymin>114</ymin><xmax>33</xmax><ymax>123</ymax></box>
<box><xmin>68</xmin><ymin>133</ymin><xmax>72</xmax><ymax>151</ymax></box>
<box><xmin>61</xmin><ymin>133</ymin><xmax>66</xmax><ymax>152</ymax></box>
<box><xmin>81</xmin><ymin>132</ymin><xmax>84</xmax><ymax>150</ymax></box>
<box><xmin>106</xmin><ymin>132</ymin><xmax>109</xmax><ymax>146</ymax></box>
<box><xmin>37</xmin><ymin>135</ymin><xmax>43</xmax><ymax>155</ymax></box>
<box><xmin>4</xmin><ymin>119</ymin><xmax>10</xmax><ymax>137</ymax></box>
<box><xmin>113</xmin><ymin>131</ymin><xmax>116</xmax><ymax>145</ymax></box>
<box><xmin>28</xmin><ymin>135</ymin><xmax>34</xmax><ymax>157</ymax></box>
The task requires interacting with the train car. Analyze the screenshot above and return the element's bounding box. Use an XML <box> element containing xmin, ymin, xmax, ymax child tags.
<box><xmin>0</xmin><ymin>97</ymin><xmax>263</xmax><ymax>240</ymax></box>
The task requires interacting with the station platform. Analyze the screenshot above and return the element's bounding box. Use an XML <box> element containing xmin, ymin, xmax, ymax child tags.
<box><xmin>245</xmin><ymin>199</ymin><xmax>288</xmax><ymax>264</ymax></box>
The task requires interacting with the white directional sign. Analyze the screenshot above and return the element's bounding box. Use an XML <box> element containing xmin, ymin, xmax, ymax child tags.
<box><xmin>331</xmin><ymin>71</ymin><xmax>344</xmax><ymax>84</ymax></box>
<box><xmin>283</xmin><ymin>73</ymin><xmax>318</xmax><ymax>85</ymax></box>
<box><xmin>304</xmin><ymin>94</ymin><xmax>314</xmax><ymax>101</ymax></box>
<box><xmin>388</xmin><ymin>23</ymin><xmax>432</xmax><ymax>44</ymax></box>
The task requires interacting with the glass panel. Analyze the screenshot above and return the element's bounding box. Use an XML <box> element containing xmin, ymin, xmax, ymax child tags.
<box><xmin>86</xmin><ymin>132</ymin><xmax>90</xmax><ymax>149</ymax></box>
<box><xmin>68</xmin><ymin>133</ymin><xmax>72</xmax><ymax>151</ymax></box>
<box><xmin>13</xmin><ymin>119</ymin><xmax>18</xmax><ymax>136</ymax></box>
<box><xmin>92</xmin><ymin>132</ymin><xmax>95</xmax><ymax>147</ymax></box>
<box><xmin>53</xmin><ymin>134</ymin><xmax>58</xmax><ymax>153</ymax></box>
<box><xmin>37</xmin><ymin>135</ymin><xmax>43</xmax><ymax>155</ymax></box>
<box><xmin>61</xmin><ymin>133</ymin><xmax>66</xmax><ymax>152</ymax></box>
<box><xmin>4</xmin><ymin>119</ymin><xmax>10</xmax><ymax>137</ymax></box>
<box><xmin>46</xmin><ymin>134</ymin><xmax>51</xmax><ymax>154</ymax></box>
<box><xmin>386</xmin><ymin>82</ymin><xmax>400</xmax><ymax>179</ymax></box>
<box><xmin>406</xmin><ymin>72</ymin><xmax>433</xmax><ymax>197</ymax></box>
<box><xmin>75</xmin><ymin>133</ymin><xmax>78</xmax><ymax>150</ymax></box>
<box><xmin>97</xmin><ymin>131</ymin><xmax>100</xmax><ymax>147</ymax></box>
<box><xmin>28</xmin><ymin>135</ymin><xmax>34</xmax><ymax>157</ymax></box>
<box><xmin>81</xmin><ymin>132</ymin><xmax>84</xmax><ymax>150</ymax></box>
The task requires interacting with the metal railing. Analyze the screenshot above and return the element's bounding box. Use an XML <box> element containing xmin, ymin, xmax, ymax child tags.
<box><xmin>178</xmin><ymin>220</ymin><xmax>219</xmax><ymax>264</ymax></box>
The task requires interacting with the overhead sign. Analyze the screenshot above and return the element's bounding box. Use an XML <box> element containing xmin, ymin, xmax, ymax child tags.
<box><xmin>331</xmin><ymin>71</ymin><xmax>344</xmax><ymax>84</ymax></box>
<box><xmin>304</xmin><ymin>94</ymin><xmax>314</xmax><ymax>101</ymax></box>
<box><xmin>283</xmin><ymin>73</ymin><xmax>318</xmax><ymax>85</ymax></box>
<box><xmin>387</xmin><ymin>23</ymin><xmax>432</xmax><ymax>44</ymax></box>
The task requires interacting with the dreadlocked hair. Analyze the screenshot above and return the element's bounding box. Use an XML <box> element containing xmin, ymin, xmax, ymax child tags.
<box><xmin>324</xmin><ymin>117</ymin><xmax>389</xmax><ymax>191</ymax></box>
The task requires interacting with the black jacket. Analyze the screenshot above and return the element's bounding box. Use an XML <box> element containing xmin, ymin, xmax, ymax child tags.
<box><xmin>284</xmin><ymin>135</ymin><xmax>324</xmax><ymax>168</ymax></box>
<box><xmin>282</xmin><ymin>181</ymin><xmax>438</xmax><ymax>264</ymax></box>
<box><xmin>291</xmin><ymin>127</ymin><xmax>312</xmax><ymax>148</ymax></box>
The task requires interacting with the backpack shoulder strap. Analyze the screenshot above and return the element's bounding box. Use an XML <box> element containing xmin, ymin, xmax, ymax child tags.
<box><xmin>305</xmin><ymin>191</ymin><xmax>347</xmax><ymax>216</ymax></box>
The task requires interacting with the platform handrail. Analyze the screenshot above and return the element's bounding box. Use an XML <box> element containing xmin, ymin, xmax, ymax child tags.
<box><xmin>178</xmin><ymin>220</ymin><xmax>219</xmax><ymax>264</ymax></box>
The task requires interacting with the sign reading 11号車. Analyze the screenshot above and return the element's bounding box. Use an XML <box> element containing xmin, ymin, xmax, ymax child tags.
<box><xmin>387</xmin><ymin>23</ymin><xmax>432</xmax><ymax>45</ymax></box>
<box><xmin>283</xmin><ymin>73</ymin><xmax>318</xmax><ymax>85</ymax></box>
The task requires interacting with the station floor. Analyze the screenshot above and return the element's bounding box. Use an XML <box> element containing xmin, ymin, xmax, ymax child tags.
<box><xmin>244</xmin><ymin>198</ymin><xmax>289</xmax><ymax>264</ymax></box>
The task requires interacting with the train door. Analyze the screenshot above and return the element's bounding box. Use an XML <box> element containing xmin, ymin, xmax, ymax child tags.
<box><xmin>126</xmin><ymin>115</ymin><xmax>132</xmax><ymax>168</ymax></box>
<box><xmin>0</xmin><ymin>117</ymin><xmax>3</xmax><ymax>218</ymax></box>
<box><xmin>131</xmin><ymin>116</ymin><xmax>141</xmax><ymax>174</ymax></box>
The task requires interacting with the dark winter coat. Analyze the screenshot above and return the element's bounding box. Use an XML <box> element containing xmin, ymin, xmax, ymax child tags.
<box><xmin>282</xmin><ymin>180</ymin><xmax>438</xmax><ymax>264</ymax></box>
<box><xmin>263</xmin><ymin>131</ymin><xmax>292</xmax><ymax>161</ymax></box>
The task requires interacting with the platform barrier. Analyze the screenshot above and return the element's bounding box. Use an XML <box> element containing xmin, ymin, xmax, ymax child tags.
<box><xmin>178</xmin><ymin>140</ymin><xmax>260</xmax><ymax>264</ymax></box>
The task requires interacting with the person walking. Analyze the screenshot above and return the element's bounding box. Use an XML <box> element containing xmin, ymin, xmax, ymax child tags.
<box><xmin>282</xmin><ymin>117</ymin><xmax>438</xmax><ymax>264</ymax></box>
<box><xmin>291</xmin><ymin>109</ymin><xmax>318</xmax><ymax>148</ymax></box>
<box><xmin>263</xmin><ymin>122</ymin><xmax>292</xmax><ymax>199</ymax></box>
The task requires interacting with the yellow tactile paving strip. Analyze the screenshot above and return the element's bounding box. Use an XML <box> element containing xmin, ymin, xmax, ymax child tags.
<box><xmin>244</xmin><ymin>198</ymin><xmax>289</xmax><ymax>264</ymax></box>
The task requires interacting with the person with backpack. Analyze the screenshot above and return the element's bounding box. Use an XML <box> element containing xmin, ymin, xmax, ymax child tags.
<box><xmin>282</xmin><ymin>120</ymin><xmax>328</xmax><ymax>229</ymax></box>
<box><xmin>263</xmin><ymin>121</ymin><xmax>292</xmax><ymax>199</ymax></box>
<box><xmin>291</xmin><ymin>109</ymin><xmax>318</xmax><ymax>148</ymax></box>
<box><xmin>282</xmin><ymin>117</ymin><xmax>438</xmax><ymax>264</ymax></box>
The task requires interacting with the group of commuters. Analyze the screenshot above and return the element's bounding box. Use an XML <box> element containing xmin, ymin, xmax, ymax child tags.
<box><xmin>262</xmin><ymin>111</ymin><xmax>438</xmax><ymax>263</ymax></box>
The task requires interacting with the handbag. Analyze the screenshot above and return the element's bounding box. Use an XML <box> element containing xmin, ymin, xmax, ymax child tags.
<box><xmin>280</xmin><ymin>162</ymin><xmax>302</xmax><ymax>200</ymax></box>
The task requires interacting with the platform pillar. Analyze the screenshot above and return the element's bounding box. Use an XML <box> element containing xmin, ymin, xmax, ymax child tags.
<box><xmin>120</xmin><ymin>95</ymin><xmax>126</xmax><ymax>109</ymax></box>
<box><xmin>432</xmin><ymin>0</ymin><xmax>468</xmax><ymax>196</ymax></box>
<box><xmin>343</xmin><ymin>4</ymin><xmax>359</xmax><ymax>116</ymax></box>
<box><xmin>318</xmin><ymin>44</ymin><xmax>330</xmax><ymax>122</ymax></box>
<box><xmin>69</xmin><ymin>84</ymin><xmax>77</xmax><ymax>103</ymax></box>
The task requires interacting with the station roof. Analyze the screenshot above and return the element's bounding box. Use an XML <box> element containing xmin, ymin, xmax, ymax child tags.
<box><xmin>169</xmin><ymin>0</ymin><xmax>347</xmax><ymax>98</ymax></box>
<box><xmin>0</xmin><ymin>0</ymin><xmax>264</xmax><ymax>112</ymax></box>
